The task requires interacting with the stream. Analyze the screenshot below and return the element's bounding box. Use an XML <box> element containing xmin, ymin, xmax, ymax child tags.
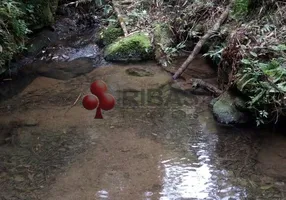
<box><xmin>1</xmin><ymin>14</ymin><xmax>286</xmax><ymax>200</ymax></box>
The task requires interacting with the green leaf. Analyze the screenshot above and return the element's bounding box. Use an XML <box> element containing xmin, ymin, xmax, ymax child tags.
<box><xmin>270</xmin><ymin>44</ymin><xmax>286</xmax><ymax>51</ymax></box>
<box><xmin>241</xmin><ymin>59</ymin><xmax>251</xmax><ymax>65</ymax></box>
<box><xmin>278</xmin><ymin>44</ymin><xmax>286</xmax><ymax>51</ymax></box>
<box><xmin>250</xmin><ymin>51</ymin><xmax>258</xmax><ymax>57</ymax></box>
<box><xmin>251</xmin><ymin>90</ymin><xmax>266</xmax><ymax>105</ymax></box>
<box><xmin>241</xmin><ymin>77</ymin><xmax>256</xmax><ymax>90</ymax></box>
<box><xmin>277</xmin><ymin>82</ymin><xmax>286</xmax><ymax>92</ymax></box>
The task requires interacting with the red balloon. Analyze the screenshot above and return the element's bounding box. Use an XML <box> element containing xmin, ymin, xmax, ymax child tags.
<box><xmin>99</xmin><ymin>93</ymin><xmax>115</xmax><ymax>110</ymax></box>
<box><xmin>82</xmin><ymin>95</ymin><xmax>99</xmax><ymax>110</ymax></box>
<box><xmin>90</xmin><ymin>80</ymin><xmax>107</xmax><ymax>97</ymax></box>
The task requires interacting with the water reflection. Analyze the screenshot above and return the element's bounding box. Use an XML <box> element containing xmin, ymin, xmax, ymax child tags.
<box><xmin>96</xmin><ymin>190</ymin><xmax>109</xmax><ymax>199</ymax></box>
<box><xmin>159</xmin><ymin>113</ymin><xmax>248</xmax><ymax>200</ymax></box>
<box><xmin>161</xmin><ymin>157</ymin><xmax>211</xmax><ymax>199</ymax></box>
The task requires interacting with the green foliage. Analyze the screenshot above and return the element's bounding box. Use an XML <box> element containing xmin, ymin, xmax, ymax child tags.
<box><xmin>163</xmin><ymin>41</ymin><xmax>186</xmax><ymax>64</ymax></box>
<box><xmin>100</xmin><ymin>26</ymin><xmax>124</xmax><ymax>46</ymax></box>
<box><xmin>237</xmin><ymin>56</ymin><xmax>286</xmax><ymax>125</ymax></box>
<box><xmin>0</xmin><ymin>0</ymin><xmax>58</xmax><ymax>74</ymax></box>
<box><xmin>0</xmin><ymin>0</ymin><xmax>29</xmax><ymax>73</ymax></box>
<box><xmin>232</xmin><ymin>0</ymin><xmax>249</xmax><ymax>17</ymax></box>
<box><xmin>203</xmin><ymin>45</ymin><xmax>225</xmax><ymax>66</ymax></box>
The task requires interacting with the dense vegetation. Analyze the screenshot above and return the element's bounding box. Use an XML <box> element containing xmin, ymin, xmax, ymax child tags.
<box><xmin>0</xmin><ymin>0</ymin><xmax>58</xmax><ymax>73</ymax></box>
<box><xmin>146</xmin><ymin>0</ymin><xmax>286</xmax><ymax>125</ymax></box>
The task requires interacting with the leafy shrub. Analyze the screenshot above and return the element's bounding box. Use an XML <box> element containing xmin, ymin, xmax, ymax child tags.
<box><xmin>0</xmin><ymin>0</ymin><xmax>29</xmax><ymax>73</ymax></box>
<box><xmin>0</xmin><ymin>0</ymin><xmax>58</xmax><ymax>74</ymax></box>
<box><xmin>203</xmin><ymin>45</ymin><xmax>225</xmax><ymax>66</ymax></box>
<box><xmin>237</xmin><ymin>56</ymin><xmax>286</xmax><ymax>125</ymax></box>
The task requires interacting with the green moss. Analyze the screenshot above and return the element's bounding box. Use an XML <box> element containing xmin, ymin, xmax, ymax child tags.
<box><xmin>101</xmin><ymin>26</ymin><xmax>124</xmax><ymax>46</ymax></box>
<box><xmin>104</xmin><ymin>32</ymin><xmax>153</xmax><ymax>62</ymax></box>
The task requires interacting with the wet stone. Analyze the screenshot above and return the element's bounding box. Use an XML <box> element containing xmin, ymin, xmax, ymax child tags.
<box><xmin>212</xmin><ymin>91</ymin><xmax>249</xmax><ymax>125</ymax></box>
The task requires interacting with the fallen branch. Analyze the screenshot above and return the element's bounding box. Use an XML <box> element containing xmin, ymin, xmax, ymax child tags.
<box><xmin>112</xmin><ymin>0</ymin><xmax>128</xmax><ymax>36</ymax></box>
<box><xmin>64</xmin><ymin>93</ymin><xmax>82</xmax><ymax>115</ymax></box>
<box><xmin>172</xmin><ymin>5</ymin><xmax>231</xmax><ymax>80</ymax></box>
<box><xmin>186</xmin><ymin>78</ymin><xmax>222</xmax><ymax>96</ymax></box>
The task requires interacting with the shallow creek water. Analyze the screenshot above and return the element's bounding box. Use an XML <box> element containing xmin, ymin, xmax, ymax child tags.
<box><xmin>1</xmin><ymin>23</ymin><xmax>286</xmax><ymax>200</ymax></box>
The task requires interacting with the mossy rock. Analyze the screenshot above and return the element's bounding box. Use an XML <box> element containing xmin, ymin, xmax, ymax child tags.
<box><xmin>104</xmin><ymin>32</ymin><xmax>154</xmax><ymax>62</ymax></box>
<box><xmin>100</xmin><ymin>26</ymin><xmax>124</xmax><ymax>46</ymax></box>
<box><xmin>153</xmin><ymin>24</ymin><xmax>173</xmax><ymax>67</ymax></box>
<box><xmin>212</xmin><ymin>91</ymin><xmax>249</xmax><ymax>125</ymax></box>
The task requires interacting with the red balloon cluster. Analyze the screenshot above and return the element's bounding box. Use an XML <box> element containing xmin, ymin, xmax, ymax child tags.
<box><xmin>82</xmin><ymin>80</ymin><xmax>115</xmax><ymax>119</ymax></box>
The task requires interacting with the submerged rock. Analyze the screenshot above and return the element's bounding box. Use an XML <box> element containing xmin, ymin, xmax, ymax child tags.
<box><xmin>104</xmin><ymin>32</ymin><xmax>153</xmax><ymax>62</ymax></box>
<box><xmin>32</xmin><ymin>58</ymin><xmax>95</xmax><ymax>80</ymax></box>
<box><xmin>212</xmin><ymin>91</ymin><xmax>249</xmax><ymax>125</ymax></box>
